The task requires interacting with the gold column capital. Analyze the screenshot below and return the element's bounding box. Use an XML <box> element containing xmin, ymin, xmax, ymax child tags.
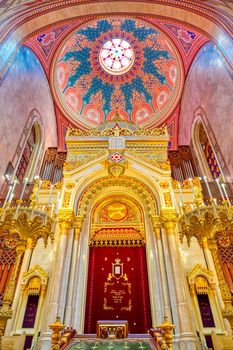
<box><xmin>160</xmin><ymin>209</ymin><xmax>177</xmax><ymax>236</ymax></box>
<box><xmin>201</xmin><ymin>237</ymin><xmax>208</xmax><ymax>249</ymax></box>
<box><xmin>58</xmin><ymin>209</ymin><xmax>75</xmax><ymax>235</ymax></box>
<box><xmin>74</xmin><ymin>215</ymin><xmax>84</xmax><ymax>240</ymax></box>
<box><xmin>150</xmin><ymin>215</ymin><xmax>161</xmax><ymax>240</ymax></box>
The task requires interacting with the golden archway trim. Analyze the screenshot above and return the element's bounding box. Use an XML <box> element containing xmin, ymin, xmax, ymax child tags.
<box><xmin>21</xmin><ymin>264</ymin><xmax>48</xmax><ymax>294</ymax></box>
<box><xmin>77</xmin><ymin>175</ymin><xmax>157</xmax><ymax>217</ymax></box>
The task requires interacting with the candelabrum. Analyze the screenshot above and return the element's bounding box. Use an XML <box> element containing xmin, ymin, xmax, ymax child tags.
<box><xmin>49</xmin><ymin>317</ymin><xmax>65</xmax><ymax>350</ymax></box>
<box><xmin>177</xmin><ymin>182</ymin><xmax>233</xmax><ymax>330</ymax></box>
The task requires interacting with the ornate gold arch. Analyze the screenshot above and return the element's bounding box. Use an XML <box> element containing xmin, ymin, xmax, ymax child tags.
<box><xmin>90</xmin><ymin>194</ymin><xmax>145</xmax><ymax>246</ymax></box>
<box><xmin>77</xmin><ymin>175</ymin><xmax>158</xmax><ymax>217</ymax></box>
<box><xmin>21</xmin><ymin>264</ymin><xmax>48</xmax><ymax>294</ymax></box>
<box><xmin>187</xmin><ymin>264</ymin><xmax>215</xmax><ymax>296</ymax></box>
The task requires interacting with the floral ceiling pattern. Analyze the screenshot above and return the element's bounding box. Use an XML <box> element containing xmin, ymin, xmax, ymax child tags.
<box><xmin>53</xmin><ymin>18</ymin><xmax>184</xmax><ymax>128</ymax></box>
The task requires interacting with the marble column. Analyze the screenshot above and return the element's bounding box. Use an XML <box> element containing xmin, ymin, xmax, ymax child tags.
<box><xmin>201</xmin><ymin>238</ymin><xmax>225</xmax><ymax>310</ymax></box>
<box><xmin>5</xmin><ymin>240</ymin><xmax>34</xmax><ymax>335</ymax></box>
<box><xmin>151</xmin><ymin>215</ymin><xmax>172</xmax><ymax>323</ymax></box>
<box><xmin>160</xmin><ymin>209</ymin><xmax>199</xmax><ymax>350</ymax></box>
<box><xmin>207</xmin><ymin>238</ymin><xmax>233</xmax><ymax>331</ymax></box>
<box><xmin>46</xmin><ymin>209</ymin><xmax>75</xmax><ymax>327</ymax></box>
<box><xmin>64</xmin><ymin>216</ymin><xmax>83</xmax><ymax>326</ymax></box>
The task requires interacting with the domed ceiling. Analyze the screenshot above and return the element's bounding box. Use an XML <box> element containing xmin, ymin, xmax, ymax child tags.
<box><xmin>53</xmin><ymin>17</ymin><xmax>184</xmax><ymax>128</ymax></box>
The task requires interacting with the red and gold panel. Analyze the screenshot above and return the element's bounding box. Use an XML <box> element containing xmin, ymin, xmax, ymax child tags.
<box><xmin>84</xmin><ymin>246</ymin><xmax>152</xmax><ymax>334</ymax></box>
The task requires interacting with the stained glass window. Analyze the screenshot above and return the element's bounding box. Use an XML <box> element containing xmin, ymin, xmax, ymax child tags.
<box><xmin>99</xmin><ymin>39</ymin><xmax>134</xmax><ymax>75</ymax></box>
<box><xmin>199</xmin><ymin>124</ymin><xmax>221</xmax><ymax>179</ymax></box>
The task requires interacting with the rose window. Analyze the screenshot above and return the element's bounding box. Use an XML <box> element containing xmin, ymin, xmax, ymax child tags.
<box><xmin>99</xmin><ymin>38</ymin><xmax>134</xmax><ymax>75</ymax></box>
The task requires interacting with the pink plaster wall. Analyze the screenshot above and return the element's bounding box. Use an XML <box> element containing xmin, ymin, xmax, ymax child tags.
<box><xmin>0</xmin><ymin>46</ymin><xmax>57</xmax><ymax>187</ymax></box>
<box><xmin>179</xmin><ymin>42</ymin><xmax>233</xmax><ymax>179</ymax></box>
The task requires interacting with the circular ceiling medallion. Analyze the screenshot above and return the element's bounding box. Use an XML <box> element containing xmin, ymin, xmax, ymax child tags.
<box><xmin>52</xmin><ymin>17</ymin><xmax>184</xmax><ymax>128</ymax></box>
<box><xmin>107</xmin><ymin>202</ymin><xmax>128</xmax><ymax>221</ymax></box>
<box><xmin>99</xmin><ymin>38</ymin><xmax>134</xmax><ymax>75</ymax></box>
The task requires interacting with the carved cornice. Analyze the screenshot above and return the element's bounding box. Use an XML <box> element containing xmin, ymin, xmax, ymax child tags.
<box><xmin>67</xmin><ymin>125</ymin><xmax>168</xmax><ymax>138</ymax></box>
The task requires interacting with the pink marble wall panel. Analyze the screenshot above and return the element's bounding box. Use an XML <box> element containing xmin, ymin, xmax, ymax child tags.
<box><xmin>179</xmin><ymin>43</ymin><xmax>233</xmax><ymax>178</ymax></box>
<box><xmin>0</xmin><ymin>46</ymin><xmax>57</xmax><ymax>187</ymax></box>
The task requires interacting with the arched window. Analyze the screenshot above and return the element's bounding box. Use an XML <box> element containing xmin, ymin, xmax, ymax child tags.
<box><xmin>192</xmin><ymin>117</ymin><xmax>222</xmax><ymax>181</ymax></box>
<box><xmin>16</xmin><ymin>125</ymin><xmax>36</xmax><ymax>182</ymax></box>
<box><xmin>199</xmin><ymin>123</ymin><xmax>221</xmax><ymax>179</ymax></box>
<box><xmin>15</xmin><ymin>121</ymin><xmax>43</xmax><ymax>183</ymax></box>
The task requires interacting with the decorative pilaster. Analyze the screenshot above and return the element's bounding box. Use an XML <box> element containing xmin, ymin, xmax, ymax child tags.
<box><xmin>64</xmin><ymin>216</ymin><xmax>84</xmax><ymax>325</ymax></box>
<box><xmin>47</xmin><ymin>209</ymin><xmax>75</xmax><ymax>326</ymax></box>
<box><xmin>151</xmin><ymin>215</ymin><xmax>172</xmax><ymax>322</ymax></box>
<box><xmin>160</xmin><ymin>209</ymin><xmax>197</xmax><ymax>347</ymax></box>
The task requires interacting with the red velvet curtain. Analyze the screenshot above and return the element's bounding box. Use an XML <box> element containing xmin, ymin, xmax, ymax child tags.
<box><xmin>84</xmin><ymin>246</ymin><xmax>152</xmax><ymax>334</ymax></box>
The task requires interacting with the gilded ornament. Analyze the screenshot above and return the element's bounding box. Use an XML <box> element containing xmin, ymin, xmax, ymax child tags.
<box><xmin>187</xmin><ymin>264</ymin><xmax>215</xmax><ymax>292</ymax></box>
<box><xmin>58</xmin><ymin>209</ymin><xmax>75</xmax><ymax>234</ymax></box>
<box><xmin>64</xmin><ymin>150</ymin><xmax>107</xmax><ymax>171</ymax></box>
<box><xmin>53</xmin><ymin>180</ymin><xmax>63</xmax><ymax>190</ymax></box>
<box><xmin>77</xmin><ymin>176</ymin><xmax>156</xmax><ymax>218</ymax></box>
<box><xmin>159</xmin><ymin>316</ymin><xmax>175</xmax><ymax>350</ymax></box>
<box><xmin>108</xmin><ymin>163</ymin><xmax>126</xmax><ymax>177</ymax></box>
<box><xmin>67</xmin><ymin>125</ymin><xmax>168</xmax><ymax>138</ymax></box>
<box><xmin>22</xmin><ymin>264</ymin><xmax>48</xmax><ymax>293</ymax></box>
<box><xmin>65</xmin><ymin>180</ymin><xmax>76</xmax><ymax>189</ymax></box>
<box><xmin>163</xmin><ymin>192</ymin><xmax>172</xmax><ymax>207</ymax></box>
<box><xmin>74</xmin><ymin>215</ymin><xmax>84</xmax><ymax>239</ymax></box>
<box><xmin>40</xmin><ymin>180</ymin><xmax>52</xmax><ymax>189</ymax></box>
<box><xmin>160</xmin><ymin>209</ymin><xmax>177</xmax><ymax>236</ymax></box>
<box><xmin>127</xmin><ymin>150</ymin><xmax>170</xmax><ymax>170</ymax></box>
<box><xmin>159</xmin><ymin>181</ymin><xmax>170</xmax><ymax>189</ymax></box>
<box><xmin>150</xmin><ymin>215</ymin><xmax>161</xmax><ymax>240</ymax></box>
<box><xmin>62</xmin><ymin>191</ymin><xmax>71</xmax><ymax>208</ymax></box>
<box><xmin>49</xmin><ymin>317</ymin><xmax>65</xmax><ymax>350</ymax></box>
